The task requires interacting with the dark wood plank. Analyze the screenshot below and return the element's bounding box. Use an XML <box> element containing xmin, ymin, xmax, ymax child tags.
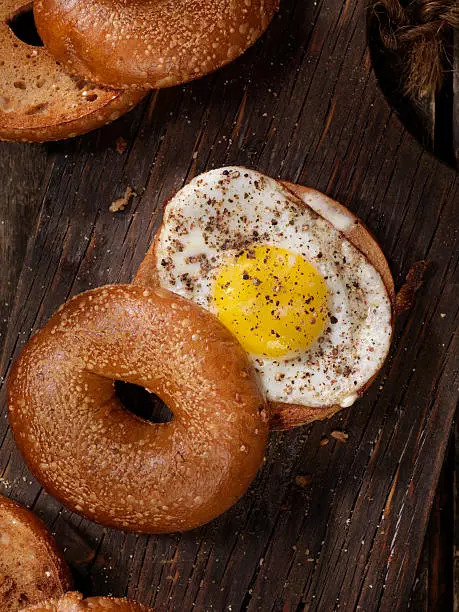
<box><xmin>0</xmin><ymin>0</ymin><xmax>457</xmax><ymax>609</ymax></box>
<box><xmin>455</xmin><ymin>418</ymin><xmax>459</xmax><ymax>611</ymax></box>
<box><xmin>0</xmin><ymin>145</ymin><xmax>53</xmax><ymax>341</ymax></box>
<box><xmin>407</xmin><ymin>433</ymin><xmax>455</xmax><ymax>611</ymax></box>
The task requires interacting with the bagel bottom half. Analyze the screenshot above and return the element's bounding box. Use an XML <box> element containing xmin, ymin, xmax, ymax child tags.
<box><xmin>8</xmin><ymin>285</ymin><xmax>268</xmax><ymax>533</ymax></box>
<box><xmin>24</xmin><ymin>592</ymin><xmax>152</xmax><ymax>611</ymax></box>
<box><xmin>0</xmin><ymin>0</ymin><xmax>146</xmax><ymax>142</ymax></box>
<box><xmin>134</xmin><ymin>177</ymin><xmax>395</xmax><ymax>431</ymax></box>
<box><xmin>0</xmin><ymin>494</ymin><xmax>72</xmax><ymax>611</ymax></box>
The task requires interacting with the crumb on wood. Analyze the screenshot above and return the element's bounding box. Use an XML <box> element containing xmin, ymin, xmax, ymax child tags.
<box><xmin>0</xmin><ymin>476</ymin><xmax>11</xmax><ymax>489</ymax></box>
<box><xmin>320</xmin><ymin>436</ymin><xmax>329</xmax><ymax>446</ymax></box>
<box><xmin>295</xmin><ymin>474</ymin><xmax>312</xmax><ymax>488</ymax></box>
<box><xmin>109</xmin><ymin>186</ymin><xmax>135</xmax><ymax>213</ymax></box>
<box><xmin>331</xmin><ymin>430</ymin><xmax>349</xmax><ymax>443</ymax></box>
<box><xmin>115</xmin><ymin>136</ymin><xmax>128</xmax><ymax>154</ymax></box>
<box><xmin>395</xmin><ymin>260</ymin><xmax>428</xmax><ymax>315</ymax></box>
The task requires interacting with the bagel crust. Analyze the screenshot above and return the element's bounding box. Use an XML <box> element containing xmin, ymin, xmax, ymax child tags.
<box><xmin>8</xmin><ymin>285</ymin><xmax>268</xmax><ymax>533</ymax></box>
<box><xmin>134</xmin><ymin>171</ymin><xmax>394</xmax><ymax>430</ymax></box>
<box><xmin>0</xmin><ymin>0</ymin><xmax>145</xmax><ymax>142</ymax></box>
<box><xmin>34</xmin><ymin>0</ymin><xmax>279</xmax><ymax>89</ymax></box>
<box><xmin>0</xmin><ymin>495</ymin><xmax>72</xmax><ymax>611</ymax></box>
<box><xmin>24</xmin><ymin>591</ymin><xmax>152</xmax><ymax>611</ymax></box>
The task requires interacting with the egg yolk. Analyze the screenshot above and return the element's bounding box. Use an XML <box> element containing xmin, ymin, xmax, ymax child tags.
<box><xmin>213</xmin><ymin>245</ymin><xmax>329</xmax><ymax>357</ymax></box>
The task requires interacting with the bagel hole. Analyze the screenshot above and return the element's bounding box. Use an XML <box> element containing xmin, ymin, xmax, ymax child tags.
<box><xmin>8</xmin><ymin>8</ymin><xmax>44</xmax><ymax>47</ymax></box>
<box><xmin>115</xmin><ymin>381</ymin><xmax>174</xmax><ymax>424</ymax></box>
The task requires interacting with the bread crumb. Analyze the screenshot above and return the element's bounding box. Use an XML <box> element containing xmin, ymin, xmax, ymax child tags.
<box><xmin>109</xmin><ymin>187</ymin><xmax>135</xmax><ymax>213</ymax></box>
<box><xmin>395</xmin><ymin>260</ymin><xmax>427</xmax><ymax>315</ymax></box>
<box><xmin>295</xmin><ymin>474</ymin><xmax>312</xmax><ymax>488</ymax></box>
<box><xmin>331</xmin><ymin>430</ymin><xmax>349</xmax><ymax>443</ymax></box>
<box><xmin>115</xmin><ymin>137</ymin><xmax>128</xmax><ymax>154</ymax></box>
<box><xmin>0</xmin><ymin>476</ymin><xmax>11</xmax><ymax>489</ymax></box>
<box><xmin>320</xmin><ymin>437</ymin><xmax>329</xmax><ymax>446</ymax></box>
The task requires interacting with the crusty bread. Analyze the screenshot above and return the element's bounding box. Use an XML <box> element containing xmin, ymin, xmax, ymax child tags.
<box><xmin>34</xmin><ymin>0</ymin><xmax>279</xmax><ymax>89</ymax></box>
<box><xmin>24</xmin><ymin>591</ymin><xmax>152</xmax><ymax>611</ymax></box>
<box><xmin>8</xmin><ymin>285</ymin><xmax>268</xmax><ymax>533</ymax></box>
<box><xmin>0</xmin><ymin>495</ymin><xmax>72</xmax><ymax>611</ymax></box>
<box><xmin>0</xmin><ymin>0</ymin><xmax>145</xmax><ymax>142</ymax></box>
<box><xmin>134</xmin><ymin>177</ymin><xmax>394</xmax><ymax>430</ymax></box>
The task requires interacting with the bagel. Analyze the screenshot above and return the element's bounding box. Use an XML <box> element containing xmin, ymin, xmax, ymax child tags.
<box><xmin>0</xmin><ymin>0</ymin><xmax>145</xmax><ymax>142</ymax></box>
<box><xmin>134</xmin><ymin>167</ymin><xmax>394</xmax><ymax>430</ymax></box>
<box><xmin>0</xmin><ymin>494</ymin><xmax>72</xmax><ymax>611</ymax></box>
<box><xmin>34</xmin><ymin>0</ymin><xmax>279</xmax><ymax>89</ymax></box>
<box><xmin>24</xmin><ymin>592</ymin><xmax>152</xmax><ymax>611</ymax></box>
<box><xmin>8</xmin><ymin>285</ymin><xmax>268</xmax><ymax>533</ymax></box>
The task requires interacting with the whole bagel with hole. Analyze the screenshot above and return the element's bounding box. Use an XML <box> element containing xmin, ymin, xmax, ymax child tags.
<box><xmin>0</xmin><ymin>0</ymin><xmax>145</xmax><ymax>142</ymax></box>
<box><xmin>24</xmin><ymin>591</ymin><xmax>152</xmax><ymax>611</ymax></box>
<box><xmin>34</xmin><ymin>0</ymin><xmax>279</xmax><ymax>89</ymax></box>
<box><xmin>0</xmin><ymin>494</ymin><xmax>72</xmax><ymax>611</ymax></box>
<box><xmin>8</xmin><ymin>285</ymin><xmax>268</xmax><ymax>533</ymax></box>
<box><xmin>134</xmin><ymin>167</ymin><xmax>394</xmax><ymax>430</ymax></box>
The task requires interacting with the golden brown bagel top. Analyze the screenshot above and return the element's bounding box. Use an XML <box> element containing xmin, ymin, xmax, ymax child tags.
<box><xmin>24</xmin><ymin>591</ymin><xmax>152</xmax><ymax>611</ymax></box>
<box><xmin>0</xmin><ymin>0</ymin><xmax>145</xmax><ymax>142</ymax></box>
<box><xmin>34</xmin><ymin>0</ymin><xmax>279</xmax><ymax>89</ymax></box>
<box><xmin>0</xmin><ymin>495</ymin><xmax>72</xmax><ymax>611</ymax></box>
<box><xmin>8</xmin><ymin>285</ymin><xmax>268</xmax><ymax>533</ymax></box>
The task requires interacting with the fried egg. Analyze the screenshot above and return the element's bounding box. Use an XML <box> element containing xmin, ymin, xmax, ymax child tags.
<box><xmin>153</xmin><ymin>167</ymin><xmax>392</xmax><ymax>409</ymax></box>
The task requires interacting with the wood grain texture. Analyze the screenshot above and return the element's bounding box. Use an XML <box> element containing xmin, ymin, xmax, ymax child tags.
<box><xmin>0</xmin><ymin>0</ymin><xmax>457</xmax><ymax>610</ymax></box>
<box><xmin>406</xmin><ymin>434</ymin><xmax>455</xmax><ymax>611</ymax></box>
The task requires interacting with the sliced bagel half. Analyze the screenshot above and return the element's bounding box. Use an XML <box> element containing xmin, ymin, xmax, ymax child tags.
<box><xmin>134</xmin><ymin>168</ymin><xmax>394</xmax><ymax>430</ymax></box>
<box><xmin>0</xmin><ymin>0</ymin><xmax>146</xmax><ymax>142</ymax></box>
<box><xmin>0</xmin><ymin>495</ymin><xmax>72</xmax><ymax>611</ymax></box>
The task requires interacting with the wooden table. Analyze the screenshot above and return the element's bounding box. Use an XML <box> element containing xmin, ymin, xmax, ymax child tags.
<box><xmin>0</xmin><ymin>0</ymin><xmax>457</xmax><ymax>609</ymax></box>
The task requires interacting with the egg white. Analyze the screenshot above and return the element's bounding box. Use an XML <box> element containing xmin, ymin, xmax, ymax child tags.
<box><xmin>154</xmin><ymin>167</ymin><xmax>392</xmax><ymax>408</ymax></box>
